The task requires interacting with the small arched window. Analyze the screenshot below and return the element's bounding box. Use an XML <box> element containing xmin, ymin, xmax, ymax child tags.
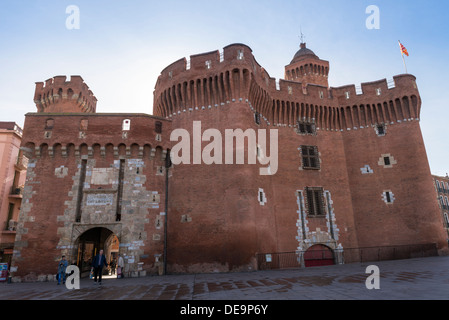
<box><xmin>122</xmin><ymin>119</ymin><xmax>131</xmax><ymax>131</ymax></box>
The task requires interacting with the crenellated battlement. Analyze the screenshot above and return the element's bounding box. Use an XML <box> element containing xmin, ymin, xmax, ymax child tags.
<box><xmin>332</xmin><ymin>74</ymin><xmax>419</xmax><ymax>104</ymax></box>
<box><xmin>20</xmin><ymin>113</ymin><xmax>171</xmax><ymax>160</ymax></box>
<box><xmin>153</xmin><ymin>44</ymin><xmax>422</xmax><ymax>132</ymax></box>
<box><xmin>34</xmin><ymin>75</ymin><xmax>98</xmax><ymax>114</ymax></box>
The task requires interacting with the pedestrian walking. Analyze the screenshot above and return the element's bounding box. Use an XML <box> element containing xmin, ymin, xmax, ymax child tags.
<box><xmin>91</xmin><ymin>249</ymin><xmax>108</xmax><ymax>285</ymax></box>
<box><xmin>117</xmin><ymin>254</ymin><xmax>124</xmax><ymax>279</ymax></box>
<box><xmin>110</xmin><ymin>258</ymin><xmax>116</xmax><ymax>275</ymax></box>
<box><xmin>57</xmin><ymin>255</ymin><xmax>68</xmax><ymax>285</ymax></box>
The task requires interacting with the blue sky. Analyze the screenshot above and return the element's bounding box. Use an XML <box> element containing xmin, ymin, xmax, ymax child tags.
<box><xmin>1</xmin><ymin>0</ymin><xmax>448</xmax><ymax>175</ymax></box>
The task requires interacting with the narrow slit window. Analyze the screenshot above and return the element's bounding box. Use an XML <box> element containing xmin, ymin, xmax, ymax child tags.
<box><xmin>254</xmin><ymin>112</ymin><xmax>261</xmax><ymax>125</ymax></box>
<box><xmin>386</xmin><ymin>191</ymin><xmax>392</xmax><ymax>203</ymax></box>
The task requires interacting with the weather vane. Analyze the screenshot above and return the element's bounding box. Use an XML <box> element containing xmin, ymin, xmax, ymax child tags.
<box><xmin>299</xmin><ymin>27</ymin><xmax>305</xmax><ymax>44</ymax></box>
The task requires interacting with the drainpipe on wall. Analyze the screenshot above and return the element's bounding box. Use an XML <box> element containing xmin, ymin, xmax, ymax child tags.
<box><xmin>163</xmin><ymin>150</ymin><xmax>172</xmax><ymax>275</ymax></box>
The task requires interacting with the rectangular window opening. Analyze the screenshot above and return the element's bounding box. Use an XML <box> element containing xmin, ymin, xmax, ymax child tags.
<box><xmin>155</xmin><ymin>121</ymin><xmax>162</xmax><ymax>134</ymax></box>
<box><xmin>297</xmin><ymin>121</ymin><xmax>316</xmax><ymax>135</ymax></box>
<box><xmin>301</xmin><ymin>146</ymin><xmax>320</xmax><ymax>170</ymax></box>
<box><xmin>306</xmin><ymin>187</ymin><xmax>325</xmax><ymax>217</ymax></box>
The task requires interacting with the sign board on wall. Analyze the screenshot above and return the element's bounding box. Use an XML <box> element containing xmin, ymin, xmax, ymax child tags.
<box><xmin>86</xmin><ymin>194</ymin><xmax>114</xmax><ymax>206</ymax></box>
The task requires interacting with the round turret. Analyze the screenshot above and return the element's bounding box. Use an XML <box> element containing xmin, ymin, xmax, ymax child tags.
<box><xmin>34</xmin><ymin>75</ymin><xmax>97</xmax><ymax>113</ymax></box>
<box><xmin>285</xmin><ymin>43</ymin><xmax>330</xmax><ymax>88</ymax></box>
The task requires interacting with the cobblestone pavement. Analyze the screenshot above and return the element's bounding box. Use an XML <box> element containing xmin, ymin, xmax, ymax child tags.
<box><xmin>1</xmin><ymin>256</ymin><xmax>448</xmax><ymax>301</ymax></box>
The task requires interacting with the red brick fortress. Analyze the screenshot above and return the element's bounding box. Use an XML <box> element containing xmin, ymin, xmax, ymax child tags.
<box><xmin>10</xmin><ymin>43</ymin><xmax>448</xmax><ymax>281</ymax></box>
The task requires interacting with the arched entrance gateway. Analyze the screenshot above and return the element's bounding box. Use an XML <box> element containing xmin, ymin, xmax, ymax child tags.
<box><xmin>303</xmin><ymin>244</ymin><xmax>335</xmax><ymax>268</ymax></box>
<box><xmin>74</xmin><ymin>227</ymin><xmax>120</xmax><ymax>277</ymax></box>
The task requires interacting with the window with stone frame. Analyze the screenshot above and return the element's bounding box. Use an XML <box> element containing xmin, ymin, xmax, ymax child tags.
<box><xmin>297</xmin><ymin>121</ymin><xmax>316</xmax><ymax>135</ymax></box>
<box><xmin>305</xmin><ymin>187</ymin><xmax>325</xmax><ymax>217</ymax></box>
<box><xmin>301</xmin><ymin>146</ymin><xmax>320</xmax><ymax>170</ymax></box>
<box><xmin>376</xmin><ymin>123</ymin><xmax>386</xmax><ymax>136</ymax></box>
<box><xmin>385</xmin><ymin>191</ymin><xmax>393</xmax><ymax>203</ymax></box>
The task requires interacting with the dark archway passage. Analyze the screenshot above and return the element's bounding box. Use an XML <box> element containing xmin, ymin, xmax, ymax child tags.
<box><xmin>75</xmin><ymin>227</ymin><xmax>119</xmax><ymax>277</ymax></box>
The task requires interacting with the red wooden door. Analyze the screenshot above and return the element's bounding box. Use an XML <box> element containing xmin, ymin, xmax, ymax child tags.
<box><xmin>304</xmin><ymin>245</ymin><xmax>335</xmax><ymax>267</ymax></box>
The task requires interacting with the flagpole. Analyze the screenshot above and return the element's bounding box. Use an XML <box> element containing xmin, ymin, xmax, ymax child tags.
<box><xmin>402</xmin><ymin>53</ymin><xmax>408</xmax><ymax>74</ymax></box>
<box><xmin>398</xmin><ymin>40</ymin><xmax>408</xmax><ymax>74</ymax></box>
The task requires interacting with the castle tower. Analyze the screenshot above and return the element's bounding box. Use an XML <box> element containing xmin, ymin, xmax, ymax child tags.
<box><xmin>34</xmin><ymin>75</ymin><xmax>97</xmax><ymax>113</ymax></box>
<box><xmin>285</xmin><ymin>42</ymin><xmax>329</xmax><ymax>88</ymax></box>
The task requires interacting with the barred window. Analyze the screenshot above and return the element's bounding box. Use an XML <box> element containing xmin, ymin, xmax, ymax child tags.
<box><xmin>301</xmin><ymin>146</ymin><xmax>320</xmax><ymax>170</ymax></box>
<box><xmin>297</xmin><ymin>121</ymin><xmax>315</xmax><ymax>135</ymax></box>
<box><xmin>306</xmin><ymin>187</ymin><xmax>325</xmax><ymax>217</ymax></box>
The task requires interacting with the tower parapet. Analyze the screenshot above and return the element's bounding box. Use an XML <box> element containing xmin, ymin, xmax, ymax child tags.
<box><xmin>153</xmin><ymin>44</ymin><xmax>422</xmax><ymax>132</ymax></box>
<box><xmin>34</xmin><ymin>75</ymin><xmax>97</xmax><ymax>113</ymax></box>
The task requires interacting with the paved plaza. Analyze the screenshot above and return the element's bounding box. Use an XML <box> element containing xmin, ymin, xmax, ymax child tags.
<box><xmin>1</xmin><ymin>256</ymin><xmax>448</xmax><ymax>301</ymax></box>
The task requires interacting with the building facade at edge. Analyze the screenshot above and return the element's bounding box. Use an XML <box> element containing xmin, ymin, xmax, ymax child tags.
<box><xmin>0</xmin><ymin>122</ymin><xmax>27</xmax><ymax>268</ymax></box>
<box><xmin>9</xmin><ymin>42</ymin><xmax>448</xmax><ymax>281</ymax></box>
<box><xmin>432</xmin><ymin>174</ymin><xmax>449</xmax><ymax>240</ymax></box>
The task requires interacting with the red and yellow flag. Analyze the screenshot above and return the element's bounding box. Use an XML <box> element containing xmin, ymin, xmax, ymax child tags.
<box><xmin>399</xmin><ymin>41</ymin><xmax>409</xmax><ymax>56</ymax></box>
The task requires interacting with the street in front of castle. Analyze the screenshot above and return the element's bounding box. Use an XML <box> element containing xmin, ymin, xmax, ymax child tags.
<box><xmin>1</xmin><ymin>256</ymin><xmax>448</xmax><ymax>300</ymax></box>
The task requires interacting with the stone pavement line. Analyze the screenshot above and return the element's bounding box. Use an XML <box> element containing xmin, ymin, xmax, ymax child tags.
<box><xmin>1</xmin><ymin>256</ymin><xmax>449</xmax><ymax>300</ymax></box>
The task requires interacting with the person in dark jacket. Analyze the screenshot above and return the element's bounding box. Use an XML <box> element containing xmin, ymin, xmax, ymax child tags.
<box><xmin>91</xmin><ymin>249</ymin><xmax>108</xmax><ymax>285</ymax></box>
<box><xmin>57</xmin><ymin>255</ymin><xmax>68</xmax><ymax>285</ymax></box>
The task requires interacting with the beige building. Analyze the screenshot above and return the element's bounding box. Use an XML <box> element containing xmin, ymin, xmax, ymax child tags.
<box><xmin>0</xmin><ymin>122</ymin><xmax>27</xmax><ymax>266</ymax></box>
<box><xmin>433</xmin><ymin>174</ymin><xmax>449</xmax><ymax>240</ymax></box>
